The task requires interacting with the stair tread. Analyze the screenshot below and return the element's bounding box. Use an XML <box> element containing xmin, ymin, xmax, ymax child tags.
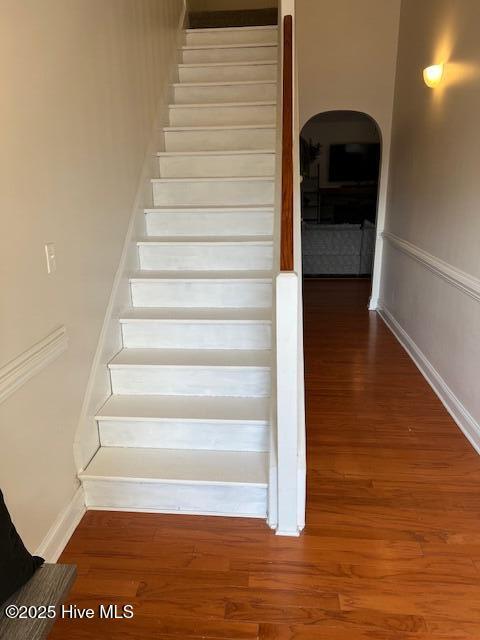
<box><xmin>151</xmin><ymin>176</ymin><xmax>273</xmax><ymax>183</ymax></box>
<box><xmin>179</xmin><ymin>60</ymin><xmax>277</xmax><ymax>68</ymax></box>
<box><xmin>137</xmin><ymin>236</ymin><xmax>272</xmax><ymax>244</ymax></box>
<box><xmin>96</xmin><ymin>394</ymin><xmax>269</xmax><ymax>422</ymax></box>
<box><xmin>119</xmin><ymin>307</ymin><xmax>271</xmax><ymax>321</ymax></box>
<box><xmin>130</xmin><ymin>269</ymin><xmax>272</xmax><ymax>281</ymax></box>
<box><xmin>80</xmin><ymin>447</ymin><xmax>268</xmax><ymax>486</ymax></box>
<box><xmin>173</xmin><ymin>80</ymin><xmax>276</xmax><ymax>87</ymax></box>
<box><xmin>109</xmin><ymin>348</ymin><xmax>271</xmax><ymax>368</ymax></box>
<box><xmin>156</xmin><ymin>150</ymin><xmax>274</xmax><ymax>157</ymax></box>
<box><xmin>181</xmin><ymin>43</ymin><xmax>277</xmax><ymax>51</ymax></box>
<box><xmin>145</xmin><ymin>203</ymin><xmax>273</xmax><ymax>210</ymax></box>
<box><xmin>186</xmin><ymin>26</ymin><xmax>277</xmax><ymax>34</ymax></box>
<box><xmin>169</xmin><ymin>101</ymin><xmax>275</xmax><ymax>108</ymax></box>
<box><xmin>164</xmin><ymin>124</ymin><xmax>275</xmax><ymax>131</ymax></box>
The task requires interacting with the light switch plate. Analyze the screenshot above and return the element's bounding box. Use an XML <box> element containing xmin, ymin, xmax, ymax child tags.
<box><xmin>45</xmin><ymin>243</ymin><xmax>56</xmax><ymax>274</ymax></box>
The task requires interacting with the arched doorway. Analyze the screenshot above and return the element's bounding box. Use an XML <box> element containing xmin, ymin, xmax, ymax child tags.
<box><xmin>300</xmin><ymin>110</ymin><xmax>381</xmax><ymax>282</ymax></box>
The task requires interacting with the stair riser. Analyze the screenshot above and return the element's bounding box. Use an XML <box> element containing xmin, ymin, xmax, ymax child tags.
<box><xmin>130</xmin><ymin>280</ymin><xmax>272</xmax><ymax>308</ymax></box>
<box><xmin>145</xmin><ymin>210</ymin><xmax>274</xmax><ymax>236</ymax></box>
<box><xmin>158</xmin><ymin>153</ymin><xmax>275</xmax><ymax>178</ymax></box>
<box><xmin>83</xmin><ymin>479</ymin><xmax>267</xmax><ymax>517</ymax></box>
<box><xmin>173</xmin><ymin>83</ymin><xmax>276</xmax><ymax>104</ymax></box>
<box><xmin>185</xmin><ymin>28</ymin><xmax>277</xmax><ymax>47</ymax></box>
<box><xmin>138</xmin><ymin>243</ymin><xmax>273</xmax><ymax>271</ymax></box>
<box><xmin>152</xmin><ymin>180</ymin><xmax>274</xmax><ymax>207</ymax></box>
<box><xmin>182</xmin><ymin>45</ymin><xmax>277</xmax><ymax>64</ymax></box>
<box><xmin>98</xmin><ymin>419</ymin><xmax>269</xmax><ymax>452</ymax></box>
<box><xmin>179</xmin><ymin>63</ymin><xmax>277</xmax><ymax>83</ymax></box>
<box><xmin>121</xmin><ymin>320</ymin><xmax>271</xmax><ymax>350</ymax></box>
<box><xmin>164</xmin><ymin>128</ymin><xmax>275</xmax><ymax>152</ymax></box>
<box><xmin>169</xmin><ymin>104</ymin><xmax>275</xmax><ymax>127</ymax></box>
<box><xmin>109</xmin><ymin>366</ymin><xmax>271</xmax><ymax>397</ymax></box>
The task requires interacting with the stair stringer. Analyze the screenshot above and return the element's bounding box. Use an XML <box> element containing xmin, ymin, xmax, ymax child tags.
<box><xmin>73</xmin><ymin>5</ymin><xmax>188</xmax><ymax>474</ymax></box>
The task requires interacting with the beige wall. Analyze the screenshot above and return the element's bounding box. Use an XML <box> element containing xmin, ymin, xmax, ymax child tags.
<box><xmin>296</xmin><ymin>0</ymin><xmax>400</xmax><ymax>129</ymax></box>
<box><xmin>380</xmin><ymin>0</ymin><xmax>480</xmax><ymax>439</ymax></box>
<box><xmin>0</xmin><ymin>0</ymin><xmax>183</xmax><ymax>551</ymax></box>
<box><xmin>189</xmin><ymin>0</ymin><xmax>277</xmax><ymax>11</ymax></box>
<box><xmin>296</xmin><ymin>0</ymin><xmax>400</xmax><ymax>304</ymax></box>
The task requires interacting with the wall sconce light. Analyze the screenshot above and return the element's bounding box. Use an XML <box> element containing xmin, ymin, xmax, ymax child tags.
<box><xmin>423</xmin><ymin>64</ymin><xmax>444</xmax><ymax>88</ymax></box>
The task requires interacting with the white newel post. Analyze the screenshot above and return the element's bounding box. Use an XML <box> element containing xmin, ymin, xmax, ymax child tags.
<box><xmin>276</xmin><ymin>271</ymin><xmax>300</xmax><ymax>535</ymax></box>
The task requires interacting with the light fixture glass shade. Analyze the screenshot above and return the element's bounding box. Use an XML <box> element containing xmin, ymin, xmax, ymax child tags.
<box><xmin>423</xmin><ymin>64</ymin><xmax>444</xmax><ymax>87</ymax></box>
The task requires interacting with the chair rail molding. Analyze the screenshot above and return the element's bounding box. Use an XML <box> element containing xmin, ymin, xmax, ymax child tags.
<box><xmin>383</xmin><ymin>231</ymin><xmax>480</xmax><ymax>303</ymax></box>
<box><xmin>0</xmin><ymin>326</ymin><xmax>68</xmax><ymax>404</ymax></box>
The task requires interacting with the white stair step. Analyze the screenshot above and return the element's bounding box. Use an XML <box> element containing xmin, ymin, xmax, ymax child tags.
<box><xmin>164</xmin><ymin>124</ymin><xmax>275</xmax><ymax>151</ymax></box>
<box><xmin>168</xmin><ymin>101</ymin><xmax>275</xmax><ymax>127</ymax></box>
<box><xmin>173</xmin><ymin>80</ymin><xmax>276</xmax><ymax>105</ymax></box>
<box><xmin>137</xmin><ymin>236</ymin><xmax>273</xmax><ymax>271</ymax></box>
<box><xmin>185</xmin><ymin>26</ymin><xmax>277</xmax><ymax>47</ymax></box>
<box><xmin>80</xmin><ymin>447</ymin><xmax>268</xmax><ymax>516</ymax></box>
<box><xmin>96</xmin><ymin>395</ymin><xmax>269</xmax><ymax>451</ymax></box>
<box><xmin>157</xmin><ymin>149</ymin><xmax>275</xmax><ymax>178</ymax></box>
<box><xmin>179</xmin><ymin>61</ymin><xmax>277</xmax><ymax>83</ymax></box>
<box><xmin>97</xmin><ymin>393</ymin><xmax>270</xmax><ymax>421</ymax></box>
<box><xmin>130</xmin><ymin>270</ymin><xmax>272</xmax><ymax>308</ymax></box>
<box><xmin>181</xmin><ymin>43</ymin><xmax>277</xmax><ymax>64</ymax></box>
<box><xmin>108</xmin><ymin>348</ymin><xmax>271</xmax><ymax>397</ymax></box>
<box><xmin>120</xmin><ymin>306</ymin><xmax>271</xmax><ymax>349</ymax></box>
<box><xmin>152</xmin><ymin>176</ymin><xmax>274</xmax><ymax>207</ymax></box>
<box><xmin>145</xmin><ymin>205</ymin><xmax>274</xmax><ymax>237</ymax></box>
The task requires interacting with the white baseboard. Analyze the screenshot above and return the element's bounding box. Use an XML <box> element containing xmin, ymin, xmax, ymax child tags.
<box><xmin>378</xmin><ymin>304</ymin><xmax>480</xmax><ymax>455</ymax></box>
<box><xmin>87</xmin><ymin>506</ymin><xmax>263</xmax><ymax>518</ymax></box>
<box><xmin>35</xmin><ymin>487</ymin><xmax>86</xmax><ymax>563</ymax></box>
<box><xmin>275</xmin><ymin>528</ymin><xmax>301</xmax><ymax>536</ymax></box>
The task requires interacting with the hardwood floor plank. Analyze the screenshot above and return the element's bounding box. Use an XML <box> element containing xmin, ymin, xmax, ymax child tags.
<box><xmin>51</xmin><ymin>613</ymin><xmax>259</xmax><ymax>639</ymax></box>
<box><xmin>258</xmin><ymin>623</ymin><xmax>466</xmax><ymax>639</ymax></box>
<box><xmin>86</xmin><ymin>566</ymin><xmax>250</xmax><ymax>589</ymax></box>
<box><xmin>226</xmin><ymin>600</ymin><xmax>427</xmax><ymax>632</ymax></box>
<box><xmin>195</xmin><ymin>538</ymin><xmax>423</xmax><ymax>563</ymax></box>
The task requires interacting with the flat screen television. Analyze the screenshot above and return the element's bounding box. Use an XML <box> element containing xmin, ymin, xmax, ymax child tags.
<box><xmin>328</xmin><ymin>143</ymin><xmax>380</xmax><ymax>182</ymax></box>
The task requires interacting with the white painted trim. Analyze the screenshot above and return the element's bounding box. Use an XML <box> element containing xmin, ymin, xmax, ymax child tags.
<box><xmin>275</xmin><ymin>272</ymin><xmax>300</xmax><ymax>536</ymax></box>
<box><xmin>383</xmin><ymin>231</ymin><xmax>480</xmax><ymax>303</ymax></box>
<box><xmin>369</xmin><ymin>294</ymin><xmax>379</xmax><ymax>311</ymax></box>
<box><xmin>35</xmin><ymin>488</ymin><xmax>86</xmax><ymax>563</ymax></box>
<box><xmin>87</xmin><ymin>506</ymin><xmax>263</xmax><ymax>518</ymax></box>
<box><xmin>378</xmin><ymin>305</ymin><xmax>480</xmax><ymax>455</ymax></box>
<box><xmin>0</xmin><ymin>327</ymin><xmax>68</xmax><ymax>405</ymax></box>
<box><xmin>179</xmin><ymin>0</ymin><xmax>188</xmax><ymax>32</ymax></box>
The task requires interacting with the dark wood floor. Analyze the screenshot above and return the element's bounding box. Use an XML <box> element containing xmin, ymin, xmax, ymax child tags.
<box><xmin>51</xmin><ymin>280</ymin><xmax>480</xmax><ymax>639</ymax></box>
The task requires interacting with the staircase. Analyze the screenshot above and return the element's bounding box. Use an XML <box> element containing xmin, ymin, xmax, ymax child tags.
<box><xmin>79</xmin><ymin>24</ymin><xmax>278</xmax><ymax>518</ymax></box>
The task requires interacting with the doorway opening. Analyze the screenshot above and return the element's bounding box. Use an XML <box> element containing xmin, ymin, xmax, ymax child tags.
<box><xmin>300</xmin><ymin>110</ymin><xmax>381</xmax><ymax>279</ymax></box>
